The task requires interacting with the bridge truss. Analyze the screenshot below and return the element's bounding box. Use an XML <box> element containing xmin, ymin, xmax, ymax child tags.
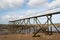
<box><xmin>9</xmin><ymin>11</ymin><xmax>60</xmax><ymax>37</ymax></box>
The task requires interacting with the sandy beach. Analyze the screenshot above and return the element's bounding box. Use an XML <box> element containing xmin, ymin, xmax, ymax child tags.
<box><xmin>0</xmin><ymin>33</ymin><xmax>60</xmax><ymax>40</ymax></box>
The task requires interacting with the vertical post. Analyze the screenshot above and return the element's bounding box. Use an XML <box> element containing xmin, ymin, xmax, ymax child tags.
<box><xmin>33</xmin><ymin>18</ymin><xmax>37</xmax><ymax>33</ymax></box>
<box><xmin>46</xmin><ymin>15</ymin><xmax>52</xmax><ymax>35</ymax></box>
<box><xmin>46</xmin><ymin>16</ymin><xmax>49</xmax><ymax>35</ymax></box>
<box><xmin>28</xmin><ymin>19</ymin><xmax>31</xmax><ymax>34</ymax></box>
<box><xmin>50</xmin><ymin>15</ymin><xmax>52</xmax><ymax>35</ymax></box>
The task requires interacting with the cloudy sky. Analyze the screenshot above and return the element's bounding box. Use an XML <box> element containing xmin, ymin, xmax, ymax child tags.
<box><xmin>0</xmin><ymin>0</ymin><xmax>60</xmax><ymax>24</ymax></box>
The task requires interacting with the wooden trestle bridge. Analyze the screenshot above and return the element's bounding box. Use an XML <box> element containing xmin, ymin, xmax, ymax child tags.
<box><xmin>9</xmin><ymin>10</ymin><xmax>60</xmax><ymax>37</ymax></box>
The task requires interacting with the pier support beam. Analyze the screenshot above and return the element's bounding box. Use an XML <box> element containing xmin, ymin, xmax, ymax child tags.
<box><xmin>33</xmin><ymin>15</ymin><xmax>60</xmax><ymax>37</ymax></box>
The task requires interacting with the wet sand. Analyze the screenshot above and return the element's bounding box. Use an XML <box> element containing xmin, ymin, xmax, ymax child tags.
<box><xmin>0</xmin><ymin>33</ymin><xmax>60</xmax><ymax>40</ymax></box>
